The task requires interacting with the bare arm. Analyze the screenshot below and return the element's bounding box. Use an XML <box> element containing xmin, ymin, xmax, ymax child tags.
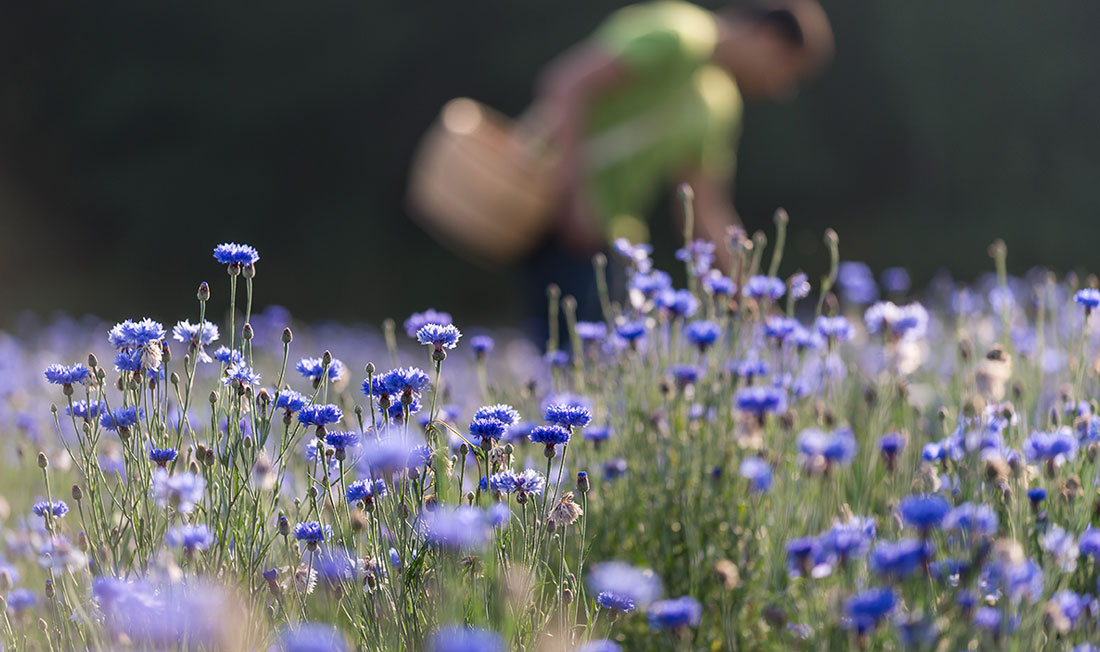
<box><xmin>680</xmin><ymin>170</ymin><xmax>739</xmax><ymax>273</ymax></box>
<box><xmin>535</xmin><ymin>43</ymin><xmax>632</xmax><ymax>253</ymax></box>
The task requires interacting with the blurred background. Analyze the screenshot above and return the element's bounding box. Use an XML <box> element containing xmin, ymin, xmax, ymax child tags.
<box><xmin>1</xmin><ymin>1</ymin><xmax>1098</xmax><ymax>328</ymax></box>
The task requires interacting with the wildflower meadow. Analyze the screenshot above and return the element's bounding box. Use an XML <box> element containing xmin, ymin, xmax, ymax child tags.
<box><xmin>8</xmin><ymin>211</ymin><xmax>1100</xmax><ymax>651</ymax></box>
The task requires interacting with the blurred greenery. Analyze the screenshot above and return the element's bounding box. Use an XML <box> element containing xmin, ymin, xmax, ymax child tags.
<box><xmin>1</xmin><ymin>1</ymin><xmax>1098</xmax><ymax>326</ymax></box>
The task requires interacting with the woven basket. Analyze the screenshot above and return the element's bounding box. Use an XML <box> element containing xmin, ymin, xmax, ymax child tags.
<box><xmin>408</xmin><ymin>98</ymin><xmax>557</xmax><ymax>264</ymax></box>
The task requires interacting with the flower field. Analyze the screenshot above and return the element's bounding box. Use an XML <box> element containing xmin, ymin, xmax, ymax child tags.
<box><xmin>7</xmin><ymin>220</ymin><xmax>1100</xmax><ymax>651</ymax></box>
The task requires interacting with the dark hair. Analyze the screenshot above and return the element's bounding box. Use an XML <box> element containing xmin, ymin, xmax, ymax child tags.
<box><xmin>748</xmin><ymin>6</ymin><xmax>805</xmax><ymax>47</ymax></box>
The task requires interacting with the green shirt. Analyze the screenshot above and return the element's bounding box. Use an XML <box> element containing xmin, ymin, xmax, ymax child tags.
<box><xmin>584</xmin><ymin>1</ymin><xmax>742</xmax><ymax>241</ymax></box>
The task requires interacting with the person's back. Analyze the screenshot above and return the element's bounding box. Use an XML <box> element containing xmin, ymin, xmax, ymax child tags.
<box><xmin>584</xmin><ymin>1</ymin><xmax>742</xmax><ymax>245</ymax></box>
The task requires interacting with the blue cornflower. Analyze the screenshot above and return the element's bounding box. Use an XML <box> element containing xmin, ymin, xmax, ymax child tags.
<box><xmin>702</xmin><ymin>271</ymin><xmax>735</xmax><ymax>296</ymax></box>
<box><xmin>420</xmin><ymin>506</ymin><xmax>491</xmax><ymax>551</ymax></box>
<box><xmin>647</xmin><ymin>596</ymin><xmax>702</xmax><ymax>630</ymax></box>
<box><xmin>738</xmin><ymin>457</ymin><xmax>772</xmax><ymax>492</ymax></box>
<box><xmin>6</xmin><ymin>588</ymin><xmax>36</xmax><ymax>612</ymax></box>
<box><xmin>277</xmin><ymin>623</ymin><xmax>347</xmax><ymax>652</ymax></box>
<box><xmin>735</xmin><ymin>386</ymin><xmax>787</xmax><ymax>417</ymax></box>
<box><xmin>44</xmin><ymin>363</ymin><xmax>91</xmax><ymax>387</ymax></box>
<box><xmin>732</xmin><ymin>359</ymin><xmax>769</xmax><ymax>380</ymax></box>
<box><xmin>1075</xmin><ymin>288</ymin><xmax>1100</xmax><ymax>311</ymax></box>
<box><xmin>152</xmin><ymin>470</ymin><xmax>205</xmax><ymax>513</ymax></box>
<box><xmin>973</xmin><ymin>607</ymin><xmax>1001</xmax><ymax>632</ymax></box>
<box><xmin>788</xmin><ymin>272</ymin><xmax>811</xmax><ymax>300</ymax></box>
<box><xmin>815</xmin><ymin>315</ymin><xmax>854</xmax><ymax>342</ymax></box>
<box><xmin>584</xmin><ymin>426</ymin><xmax>613</xmax><ymax>443</ymax></box>
<box><xmin>819</xmin><ymin>516</ymin><xmax>877</xmax><ymax>564</ymax></box>
<box><xmin>545</xmin><ymin>350</ymin><xmax>569</xmax><ymax>367</ymax></box>
<box><xmin>656</xmin><ymin>288</ymin><xmax>699</xmax><ymax>318</ymax></box>
<box><xmin>545</xmin><ymin>404</ymin><xmax>592</xmax><ymax>429</ymax></box>
<box><xmin>668</xmin><ymin>364</ymin><xmax>699</xmax><ymax>387</ymax></box>
<box><xmin>388</xmin><ymin>547</ymin><xmax>402</xmax><ymax>569</ymax></box>
<box><xmin>107</xmin><ymin>318</ymin><xmax>166</xmax><ymax>350</ymax></box>
<box><xmin>980</xmin><ymin>556</ymin><xmax>1043</xmax><ymax>604</ymax></box>
<box><xmin>615</xmin><ymin>319</ymin><xmax>647</xmax><ymax>342</ymax></box>
<box><xmin>386</xmin><ymin>398</ymin><xmax>421</xmax><ymax>423</ymax></box>
<box><xmin>100</xmin><ymin>406</ymin><xmax>142</xmax><ymax>432</ymax></box>
<box><xmin>403</xmin><ymin>309</ymin><xmax>452</xmax><ymax>338</ymax></box>
<box><xmin>212</xmin><ymin>346</ymin><xmax>243</xmax><ymax>366</ymax></box>
<box><xmin>296</xmin><ymin>357</ymin><xmax>344</xmax><ymax>383</ymax></box>
<box><xmin>743</xmin><ymin>275</ymin><xmax>785</xmax><ymax>300</ymax></box>
<box><xmin>223</xmin><ymin>363</ymin><xmax>261</xmax><ymax>387</ymax></box>
<box><xmin>684</xmin><ymin>320</ymin><xmax>721</xmax><ymax>350</ymax></box>
<box><xmin>797</xmin><ymin>427</ymin><xmax>858</xmax><ymax>468</ymax></box>
<box><xmin>676</xmin><ymin>239</ymin><xmax>716</xmax><ymax>277</ymax></box>
<box><xmin>844</xmin><ymin>588</ymin><xmax>896</xmax><ymax>633</ymax></box>
<box><xmin>417</xmin><ymin>323</ymin><xmax>462</xmax><ymax>350</ymax></box>
<box><xmin>530</xmin><ymin>425</ymin><xmax>571</xmax><ymax>447</ymax></box>
<box><xmin>943</xmin><ymin>502</ymin><xmax>998</xmax><ymax>540</ymax></box>
<box><xmin>879</xmin><ymin>432</ymin><xmax>906</xmax><ymax>459</ymax></box>
<box><xmin>66</xmin><ymin>400</ymin><xmax>106</xmax><ymax>421</ymax></box>
<box><xmin>32</xmin><ymin>500</ymin><xmax>68</xmax><ymax>519</ymax></box>
<box><xmin>1027</xmin><ymin>486</ymin><xmax>1047</xmax><ymax>507</ymax></box>
<box><xmin>597</xmin><ymin>591</ymin><xmax>635</xmax><ymax>612</ymax></box>
<box><xmin>505</xmin><ymin>469</ymin><xmax>546</xmax><ymax>496</ymax></box>
<box><xmin>762</xmin><ymin>316</ymin><xmax>800</xmax><ymax>342</ymax></box>
<box><xmin>629</xmin><ymin>270</ymin><xmax>672</xmax><ymax>297</ymax></box>
<box><xmin>325</xmin><ymin>431</ymin><xmax>360</xmax><ymax>451</ymax></box>
<box><xmin>881</xmin><ymin>267</ymin><xmax>911</xmax><ymax>293</ymax></box>
<box><xmin>346</xmin><ymin>479</ymin><xmax>387</xmax><ymax>504</ymax></box>
<box><xmin>898</xmin><ymin>495</ymin><xmax>951</xmax><ymax>532</ymax></box>
<box><xmin>171</xmin><ymin>319</ymin><xmax>219</xmax><ymax>347</ymax></box>
<box><xmin>603</xmin><ymin>458</ymin><xmax>628</xmax><ymax>480</ymax></box>
<box><xmin>869</xmin><ymin>539</ymin><xmax>931</xmax><ymax>580</ymax></box>
<box><xmin>469</xmin><ymin>418</ymin><xmax>507</xmax><ymax>443</ymax></box>
<box><xmin>1052</xmin><ymin>590</ymin><xmax>1094</xmax><ymax>629</ymax></box>
<box><xmin>298</xmin><ymin>404</ymin><xmax>343</xmax><ymax>428</ymax></box>
<box><xmin>165</xmin><ymin>524</ymin><xmax>214</xmax><ymax>551</ymax></box>
<box><xmin>1023</xmin><ymin>429</ymin><xmax>1078</xmax><ymax>463</ymax></box>
<box><xmin>213</xmin><ymin>242</ymin><xmax>259</xmax><ymax>266</ymax></box>
<box><xmin>1040</xmin><ymin>525</ymin><xmax>1079</xmax><ymax>572</ymax></box>
<box><xmin>149</xmin><ymin>447</ymin><xmax>178</xmax><ymax>466</ymax></box>
<box><xmin>587</xmin><ymin>561</ymin><xmax>662</xmax><ymax>608</ymax></box>
<box><xmin>275</xmin><ymin>390</ymin><xmax>308</xmax><ymax>413</ymax></box>
<box><xmin>293</xmin><ymin>521</ymin><xmax>332</xmax><ymax>548</ymax></box>
<box><xmin>171</xmin><ymin>320</ymin><xmax>219</xmax><ymax>362</ymax></box>
<box><xmin>614</xmin><ymin>238</ymin><xmax>653</xmax><ymax>271</ymax></box>
<box><xmin>785</xmin><ymin>537</ymin><xmax>822</xmax><ymax>577</ymax></box>
<box><xmin>379</xmin><ymin>367</ymin><xmax>431</xmax><ymax>397</ymax></box>
<box><xmin>426</xmin><ymin>625</ymin><xmax>504</xmax><ymax>652</ymax></box>
<box><xmin>1079</xmin><ymin>526</ymin><xmax>1100</xmax><ymax>558</ymax></box>
<box><xmin>470</xmin><ymin>335</ymin><xmax>494</xmax><ymax>355</ymax></box>
<box><xmin>473</xmin><ymin>404</ymin><xmax>520</xmax><ymax>426</ymax></box>
<box><xmin>114</xmin><ymin>350</ymin><xmax>143</xmax><ymax>373</ymax></box>
<box><xmin>576</xmin><ymin>321</ymin><xmax>608</xmax><ymax>342</ymax></box>
<box><xmin>837</xmin><ymin>261</ymin><xmax>879</xmax><ymax>304</ymax></box>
